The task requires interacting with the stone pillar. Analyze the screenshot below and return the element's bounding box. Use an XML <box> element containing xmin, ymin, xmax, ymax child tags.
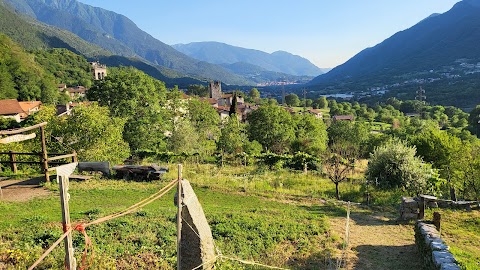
<box><xmin>175</xmin><ymin>180</ymin><xmax>215</xmax><ymax>270</ymax></box>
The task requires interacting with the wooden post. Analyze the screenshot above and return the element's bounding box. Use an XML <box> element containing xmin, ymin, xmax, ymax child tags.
<box><xmin>433</xmin><ymin>212</ymin><xmax>441</xmax><ymax>233</ymax></box>
<box><xmin>40</xmin><ymin>126</ymin><xmax>49</xmax><ymax>182</ymax></box>
<box><xmin>177</xmin><ymin>164</ymin><xmax>183</xmax><ymax>270</ymax></box>
<box><xmin>419</xmin><ymin>197</ymin><xmax>425</xmax><ymax>220</ymax></box>
<box><xmin>72</xmin><ymin>150</ymin><xmax>78</xmax><ymax>163</ymax></box>
<box><xmin>59</xmin><ymin>175</ymin><xmax>76</xmax><ymax>270</ymax></box>
<box><xmin>9</xmin><ymin>151</ymin><xmax>17</xmax><ymax>173</ymax></box>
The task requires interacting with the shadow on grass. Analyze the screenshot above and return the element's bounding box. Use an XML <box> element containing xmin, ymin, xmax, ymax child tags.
<box><xmin>287</xmin><ymin>250</ymin><xmax>339</xmax><ymax>270</ymax></box>
<box><xmin>353</xmin><ymin>244</ymin><xmax>424</xmax><ymax>270</ymax></box>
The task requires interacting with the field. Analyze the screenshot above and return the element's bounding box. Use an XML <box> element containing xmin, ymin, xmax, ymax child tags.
<box><xmin>0</xmin><ymin>164</ymin><xmax>478</xmax><ymax>269</ymax></box>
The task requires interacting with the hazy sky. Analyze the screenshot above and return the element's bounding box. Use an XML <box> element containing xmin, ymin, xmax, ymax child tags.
<box><xmin>78</xmin><ymin>0</ymin><xmax>461</xmax><ymax>68</ymax></box>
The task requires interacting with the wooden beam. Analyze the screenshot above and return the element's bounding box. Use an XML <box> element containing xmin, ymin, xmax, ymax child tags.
<box><xmin>47</xmin><ymin>153</ymin><xmax>76</xmax><ymax>162</ymax></box>
<box><xmin>0</xmin><ymin>122</ymin><xmax>47</xmax><ymax>135</ymax></box>
<box><xmin>0</xmin><ymin>133</ymin><xmax>36</xmax><ymax>144</ymax></box>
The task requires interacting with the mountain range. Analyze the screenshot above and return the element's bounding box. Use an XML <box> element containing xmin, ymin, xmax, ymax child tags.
<box><xmin>309</xmin><ymin>0</ymin><xmax>480</xmax><ymax>107</ymax></box>
<box><xmin>1</xmin><ymin>0</ymin><xmax>323</xmax><ymax>86</ymax></box>
<box><xmin>173</xmin><ymin>42</ymin><xmax>326</xmax><ymax>77</ymax></box>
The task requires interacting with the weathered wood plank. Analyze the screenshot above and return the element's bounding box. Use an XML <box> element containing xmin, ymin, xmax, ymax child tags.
<box><xmin>0</xmin><ymin>122</ymin><xmax>47</xmax><ymax>135</ymax></box>
<box><xmin>0</xmin><ymin>133</ymin><xmax>36</xmax><ymax>144</ymax></box>
<box><xmin>47</xmin><ymin>153</ymin><xmax>76</xmax><ymax>162</ymax></box>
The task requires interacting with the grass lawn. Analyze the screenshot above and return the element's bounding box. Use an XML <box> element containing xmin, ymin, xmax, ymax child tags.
<box><xmin>425</xmin><ymin>209</ymin><xmax>480</xmax><ymax>270</ymax></box>
<box><xmin>0</xmin><ymin>165</ymin><xmax>347</xmax><ymax>269</ymax></box>
<box><xmin>0</xmin><ymin>164</ymin><xmax>478</xmax><ymax>269</ymax></box>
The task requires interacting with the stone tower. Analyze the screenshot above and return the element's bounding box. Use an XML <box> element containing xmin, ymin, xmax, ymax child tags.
<box><xmin>208</xmin><ymin>81</ymin><xmax>222</xmax><ymax>99</ymax></box>
<box><xmin>91</xmin><ymin>62</ymin><xmax>107</xmax><ymax>80</ymax></box>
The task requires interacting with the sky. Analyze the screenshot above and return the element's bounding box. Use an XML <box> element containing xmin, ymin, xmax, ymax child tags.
<box><xmin>78</xmin><ymin>0</ymin><xmax>461</xmax><ymax>68</ymax></box>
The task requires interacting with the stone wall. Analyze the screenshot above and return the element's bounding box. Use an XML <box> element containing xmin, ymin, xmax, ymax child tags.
<box><xmin>414</xmin><ymin>221</ymin><xmax>461</xmax><ymax>270</ymax></box>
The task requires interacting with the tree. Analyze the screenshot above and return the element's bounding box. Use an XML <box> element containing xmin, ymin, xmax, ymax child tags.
<box><xmin>366</xmin><ymin>139</ymin><xmax>431</xmax><ymax>194</ymax></box>
<box><xmin>285</xmin><ymin>93</ymin><xmax>300</xmax><ymax>107</ymax></box>
<box><xmin>87</xmin><ymin>67</ymin><xmax>169</xmax><ymax>152</ymax></box>
<box><xmin>60</xmin><ymin>103</ymin><xmax>130</xmax><ymax>164</ymax></box>
<box><xmin>188</xmin><ymin>98</ymin><xmax>220</xmax><ymax>156</ymax></box>
<box><xmin>313</xmin><ymin>96</ymin><xmax>328</xmax><ymax>109</ymax></box>
<box><xmin>292</xmin><ymin>114</ymin><xmax>328</xmax><ymax>155</ymax></box>
<box><xmin>168</xmin><ymin>118</ymin><xmax>199</xmax><ymax>155</ymax></box>
<box><xmin>87</xmin><ymin>66</ymin><xmax>166</xmax><ymax>118</ymax></box>
<box><xmin>327</xmin><ymin>121</ymin><xmax>370</xmax><ymax>156</ymax></box>
<box><xmin>247</xmin><ymin>105</ymin><xmax>295</xmax><ymax>154</ymax></box>
<box><xmin>323</xmin><ymin>143</ymin><xmax>357</xmax><ymax>200</ymax></box>
<box><xmin>186</xmin><ymin>84</ymin><xmax>208</xmax><ymax>97</ymax></box>
<box><xmin>248</xmin><ymin>88</ymin><xmax>260</xmax><ymax>101</ymax></box>
<box><xmin>217</xmin><ymin>115</ymin><xmax>245</xmax><ymax>155</ymax></box>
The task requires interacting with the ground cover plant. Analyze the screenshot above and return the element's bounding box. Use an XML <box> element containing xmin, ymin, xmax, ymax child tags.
<box><xmin>0</xmin><ymin>165</ymin><xmax>349</xmax><ymax>269</ymax></box>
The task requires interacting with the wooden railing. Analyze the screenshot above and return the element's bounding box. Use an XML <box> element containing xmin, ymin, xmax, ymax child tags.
<box><xmin>0</xmin><ymin>151</ymin><xmax>77</xmax><ymax>175</ymax></box>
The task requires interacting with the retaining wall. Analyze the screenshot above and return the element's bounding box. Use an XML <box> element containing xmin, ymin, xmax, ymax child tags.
<box><xmin>414</xmin><ymin>221</ymin><xmax>461</xmax><ymax>270</ymax></box>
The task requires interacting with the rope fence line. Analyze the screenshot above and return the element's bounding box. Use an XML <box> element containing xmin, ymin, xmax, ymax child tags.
<box><xmin>182</xmin><ymin>215</ymin><xmax>291</xmax><ymax>270</ymax></box>
<box><xmin>28</xmin><ymin>179</ymin><xmax>178</xmax><ymax>270</ymax></box>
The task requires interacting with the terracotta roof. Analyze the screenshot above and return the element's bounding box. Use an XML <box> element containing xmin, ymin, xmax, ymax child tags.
<box><xmin>308</xmin><ymin>109</ymin><xmax>322</xmax><ymax>114</ymax></box>
<box><xmin>333</xmin><ymin>115</ymin><xmax>354</xmax><ymax>121</ymax></box>
<box><xmin>19</xmin><ymin>101</ymin><xmax>42</xmax><ymax>112</ymax></box>
<box><xmin>0</xmin><ymin>99</ymin><xmax>25</xmax><ymax>115</ymax></box>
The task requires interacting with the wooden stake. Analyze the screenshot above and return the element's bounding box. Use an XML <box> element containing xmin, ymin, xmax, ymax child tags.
<box><xmin>59</xmin><ymin>175</ymin><xmax>76</xmax><ymax>270</ymax></box>
<box><xmin>177</xmin><ymin>164</ymin><xmax>183</xmax><ymax>270</ymax></box>
<box><xmin>40</xmin><ymin>126</ymin><xmax>49</xmax><ymax>182</ymax></box>
<box><xmin>9</xmin><ymin>151</ymin><xmax>17</xmax><ymax>173</ymax></box>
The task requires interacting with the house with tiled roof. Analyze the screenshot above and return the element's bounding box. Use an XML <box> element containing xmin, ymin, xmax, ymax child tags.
<box><xmin>0</xmin><ymin>99</ymin><xmax>26</xmax><ymax>122</ymax></box>
<box><xmin>307</xmin><ymin>109</ymin><xmax>323</xmax><ymax>119</ymax></box>
<box><xmin>19</xmin><ymin>101</ymin><xmax>42</xmax><ymax>118</ymax></box>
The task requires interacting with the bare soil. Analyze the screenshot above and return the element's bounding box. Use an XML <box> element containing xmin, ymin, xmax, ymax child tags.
<box><xmin>330</xmin><ymin>207</ymin><xmax>424</xmax><ymax>270</ymax></box>
<box><xmin>0</xmin><ymin>177</ymin><xmax>51</xmax><ymax>202</ymax></box>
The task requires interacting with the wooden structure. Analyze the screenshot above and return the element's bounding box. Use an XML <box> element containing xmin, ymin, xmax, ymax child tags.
<box><xmin>0</xmin><ymin>122</ymin><xmax>77</xmax><ymax>182</ymax></box>
<box><xmin>112</xmin><ymin>164</ymin><xmax>168</xmax><ymax>181</ymax></box>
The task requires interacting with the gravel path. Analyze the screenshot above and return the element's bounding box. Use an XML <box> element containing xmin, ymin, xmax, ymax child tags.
<box><xmin>0</xmin><ymin>177</ymin><xmax>51</xmax><ymax>202</ymax></box>
<box><xmin>330</xmin><ymin>208</ymin><xmax>423</xmax><ymax>270</ymax></box>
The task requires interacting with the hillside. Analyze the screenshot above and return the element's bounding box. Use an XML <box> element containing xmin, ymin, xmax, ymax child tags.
<box><xmin>173</xmin><ymin>41</ymin><xmax>324</xmax><ymax>77</ymax></box>
<box><xmin>2</xmin><ymin>0</ymin><xmax>251</xmax><ymax>85</ymax></box>
<box><xmin>221</xmin><ymin>62</ymin><xmax>314</xmax><ymax>84</ymax></box>
<box><xmin>309</xmin><ymin>0</ymin><xmax>480</xmax><ymax>107</ymax></box>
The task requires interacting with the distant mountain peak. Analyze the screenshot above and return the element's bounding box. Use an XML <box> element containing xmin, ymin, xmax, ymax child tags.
<box><xmin>173</xmin><ymin>41</ymin><xmax>324</xmax><ymax>77</ymax></box>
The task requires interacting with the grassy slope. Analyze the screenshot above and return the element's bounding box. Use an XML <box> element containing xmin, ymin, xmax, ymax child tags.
<box><xmin>0</xmin><ymin>164</ymin><xmax>477</xmax><ymax>269</ymax></box>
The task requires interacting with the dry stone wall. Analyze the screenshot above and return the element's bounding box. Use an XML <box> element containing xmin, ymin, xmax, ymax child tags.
<box><xmin>415</xmin><ymin>221</ymin><xmax>461</xmax><ymax>270</ymax></box>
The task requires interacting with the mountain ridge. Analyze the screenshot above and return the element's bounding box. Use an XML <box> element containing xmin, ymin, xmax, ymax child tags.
<box><xmin>310</xmin><ymin>0</ymin><xmax>480</xmax><ymax>86</ymax></box>
<box><xmin>173</xmin><ymin>41</ymin><xmax>325</xmax><ymax>77</ymax></box>
<box><xmin>3</xmin><ymin>0</ymin><xmax>252</xmax><ymax>85</ymax></box>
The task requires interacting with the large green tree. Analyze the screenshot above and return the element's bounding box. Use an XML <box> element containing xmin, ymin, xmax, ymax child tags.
<box><xmin>247</xmin><ymin>105</ymin><xmax>295</xmax><ymax>154</ymax></box>
<box><xmin>285</xmin><ymin>93</ymin><xmax>300</xmax><ymax>107</ymax></box>
<box><xmin>87</xmin><ymin>67</ymin><xmax>169</xmax><ymax>152</ymax></box>
<box><xmin>59</xmin><ymin>103</ymin><xmax>130</xmax><ymax>164</ymax></box>
<box><xmin>292</xmin><ymin>114</ymin><xmax>328</xmax><ymax>155</ymax></box>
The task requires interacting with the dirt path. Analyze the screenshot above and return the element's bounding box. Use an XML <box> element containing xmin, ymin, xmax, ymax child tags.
<box><xmin>330</xmin><ymin>207</ymin><xmax>423</xmax><ymax>270</ymax></box>
<box><xmin>0</xmin><ymin>177</ymin><xmax>51</xmax><ymax>202</ymax></box>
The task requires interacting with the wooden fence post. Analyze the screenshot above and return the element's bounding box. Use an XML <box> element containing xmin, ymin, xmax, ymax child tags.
<box><xmin>177</xmin><ymin>164</ymin><xmax>183</xmax><ymax>270</ymax></box>
<box><xmin>59</xmin><ymin>175</ymin><xmax>76</xmax><ymax>270</ymax></box>
<box><xmin>40</xmin><ymin>126</ymin><xmax>49</xmax><ymax>182</ymax></box>
<box><xmin>9</xmin><ymin>151</ymin><xmax>17</xmax><ymax>173</ymax></box>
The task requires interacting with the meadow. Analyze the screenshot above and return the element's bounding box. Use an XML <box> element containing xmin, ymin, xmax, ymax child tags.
<box><xmin>0</xmin><ymin>163</ymin><xmax>478</xmax><ymax>269</ymax></box>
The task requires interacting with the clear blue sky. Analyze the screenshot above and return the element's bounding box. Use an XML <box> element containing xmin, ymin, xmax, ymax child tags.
<box><xmin>78</xmin><ymin>0</ymin><xmax>461</xmax><ymax>68</ymax></box>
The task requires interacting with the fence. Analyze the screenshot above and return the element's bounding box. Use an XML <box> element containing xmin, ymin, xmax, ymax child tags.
<box><xmin>27</xmin><ymin>164</ymin><xmax>299</xmax><ymax>270</ymax></box>
<box><xmin>0</xmin><ymin>122</ymin><xmax>77</xmax><ymax>182</ymax></box>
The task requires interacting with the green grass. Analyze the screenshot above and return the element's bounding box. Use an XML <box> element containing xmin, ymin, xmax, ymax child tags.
<box><xmin>0</xmin><ymin>166</ymin><xmax>348</xmax><ymax>269</ymax></box>
<box><xmin>425</xmin><ymin>209</ymin><xmax>480</xmax><ymax>270</ymax></box>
